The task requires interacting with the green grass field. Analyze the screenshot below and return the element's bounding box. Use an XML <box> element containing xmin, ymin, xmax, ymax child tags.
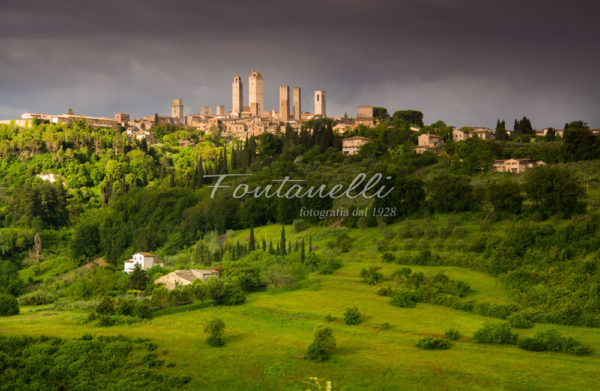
<box><xmin>2</xmin><ymin>221</ymin><xmax>600</xmax><ymax>390</ymax></box>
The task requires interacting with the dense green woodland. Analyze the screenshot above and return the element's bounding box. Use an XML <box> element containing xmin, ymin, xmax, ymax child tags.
<box><xmin>1</xmin><ymin>113</ymin><xmax>600</xmax><ymax>388</ymax></box>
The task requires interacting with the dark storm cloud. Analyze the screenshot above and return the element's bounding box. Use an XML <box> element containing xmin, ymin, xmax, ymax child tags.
<box><xmin>1</xmin><ymin>0</ymin><xmax>599</xmax><ymax>128</ymax></box>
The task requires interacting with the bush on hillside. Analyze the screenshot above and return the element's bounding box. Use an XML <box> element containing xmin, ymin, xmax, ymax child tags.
<box><xmin>390</xmin><ymin>289</ymin><xmax>417</xmax><ymax>308</ymax></box>
<box><xmin>518</xmin><ymin>329</ymin><xmax>593</xmax><ymax>356</ymax></box>
<box><xmin>416</xmin><ymin>337</ymin><xmax>451</xmax><ymax>350</ymax></box>
<box><xmin>473</xmin><ymin>323</ymin><xmax>518</xmax><ymax>344</ymax></box>
<box><xmin>445</xmin><ymin>328</ymin><xmax>460</xmax><ymax>340</ymax></box>
<box><xmin>508</xmin><ymin>312</ymin><xmax>534</xmax><ymax>329</ymax></box>
<box><xmin>205</xmin><ymin>318</ymin><xmax>226</xmax><ymax>347</ymax></box>
<box><xmin>343</xmin><ymin>306</ymin><xmax>362</xmax><ymax>325</ymax></box>
<box><xmin>306</xmin><ymin>326</ymin><xmax>336</xmax><ymax>361</ymax></box>
<box><xmin>360</xmin><ymin>266</ymin><xmax>383</xmax><ymax>285</ymax></box>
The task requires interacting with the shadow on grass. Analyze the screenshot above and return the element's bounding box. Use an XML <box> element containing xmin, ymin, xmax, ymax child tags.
<box><xmin>152</xmin><ymin>301</ymin><xmax>213</xmax><ymax>318</ymax></box>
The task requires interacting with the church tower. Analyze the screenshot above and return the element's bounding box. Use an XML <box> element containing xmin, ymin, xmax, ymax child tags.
<box><xmin>314</xmin><ymin>90</ymin><xmax>326</xmax><ymax>117</ymax></box>
<box><xmin>248</xmin><ymin>69</ymin><xmax>264</xmax><ymax>116</ymax></box>
<box><xmin>232</xmin><ymin>75</ymin><xmax>243</xmax><ymax>115</ymax></box>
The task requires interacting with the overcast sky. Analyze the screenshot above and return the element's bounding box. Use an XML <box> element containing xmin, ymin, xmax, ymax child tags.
<box><xmin>1</xmin><ymin>0</ymin><xmax>598</xmax><ymax>128</ymax></box>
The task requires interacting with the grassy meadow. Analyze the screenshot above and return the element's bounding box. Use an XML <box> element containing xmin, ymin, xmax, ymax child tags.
<box><xmin>2</xmin><ymin>219</ymin><xmax>600</xmax><ymax>390</ymax></box>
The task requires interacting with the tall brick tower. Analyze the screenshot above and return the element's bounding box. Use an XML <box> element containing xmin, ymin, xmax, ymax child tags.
<box><xmin>232</xmin><ymin>75</ymin><xmax>243</xmax><ymax>115</ymax></box>
<box><xmin>248</xmin><ymin>69</ymin><xmax>264</xmax><ymax>116</ymax></box>
<box><xmin>314</xmin><ymin>90</ymin><xmax>326</xmax><ymax>117</ymax></box>
<box><xmin>171</xmin><ymin>98</ymin><xmax>184</xmax><ymax>124</ymax></box>
<box><xmin>279</xmin><ymin>85</ymin><xmax>290</xmax><ymax>122</ymax></box>
<box><xmin>293</xmin><ymin>87</ymin><xmax>301</xmax><ymax>121</ymax></box>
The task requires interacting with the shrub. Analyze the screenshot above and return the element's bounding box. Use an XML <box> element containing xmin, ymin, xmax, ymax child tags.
<box><xmin>114</xmin><ymin>297</ymin><xmax>136</xmax><ymax>316</ymax></box>
<box><xmin>205</xmin><ymin>318</ymin><xmax>225</xmax><ymax>347</ymax></box>
<box><xmin>0</xmin><ymin>294</ymin><xmax>19</xmax><ymax>316</ymax></box>
<box><xmin>381</xmin><ymin>252</ymin><xmax>396</xmax><ymax>263</ymax></box>
<box><xmin>377</xmin><ymin>286</ymin><xmax>393</xmax><ymax>297</ymax></box>
<box><xmin>390</xmin><ymin>289</ymin><xmax>417</xmax><ymax>308</ymax></box>
<box><xmin>416</xmin><ymin>337</ymin><xmax>451</xmax><ymax>350</ymax></box>
<box><xmin>98</xmin><ymin>314</ymin><xmax>114</xmax><ymax>326</ymax></box>
<box><xmin>445</xmin><ymin>328</ymin><xmax>459</xmax><ymax>340</ymax></box>
<box><xmin>379</xmin><ymin>322</ymin><xmax>392</xmax><ymax>330</ymax></box>
<box><xmin>17</xmin><ymin>290</ymin><xmax>54</xmax><ymax>306</ymax></box>
<box><xmin>473</xmin><ymin>323</ymin><xmax>518</xmax><ymax>344</ymax></box>
<box><xmin>306</xmin><ymin>326</ymin><xmax>336</xmax><ymax>361</ymax></box>
<box><xmin>343</xmin><ymin>306</ymin><xmax>362</xmax><ymax>325</ymax></box>
<box><xmin>508</xmin><ymin>312</ymin><xmax>534</xmax><ymax>329</ymax></box>
<box><xmin>516</xmin><ymin>329</ymin><xmax>593</xmax><ymax>356</ymax></box>
<box><xmin>133</xmin><ymin>300</ymin><xmax>152</xmax><ymax>319</ymax></box>
<box><xmin>96</xmin><ymin>296</ymin><xmax>115</xmax><ymax>315</ymax></box>
<box><xmin>360</xmin><ymin>266</ymin><xmax>383</xmax><ymax>285</ymax></box>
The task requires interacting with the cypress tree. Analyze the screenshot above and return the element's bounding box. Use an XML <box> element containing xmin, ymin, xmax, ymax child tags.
<box><xmin>301</xmin><ymin>238</ymin><xmax>305</xmax><ymax>262</ymax></box>
<box><xmin>288</xmin><ymin>240</ymin><xmax>292</xmax><ymax>254</ymax></box>
<box><xmin>262</xmin><ymin>237</ymin><xmax>266</xmax><ymax>252</ymax></box>
<box><xmin>249</xmin><ymin>227</ymin><xmax>256</xmax><ymax>251</ymax></box>
<box><xmin>269</xmin><ymin>241</ymin><xmax>274</xmax><ymax>254</ymax></box>
<box><xmin>280</xmin><ymin>225</ymin><xmax>287</xmax><ymax>255</ymax></box>
<box><xmin>309</xmin><ymin>236</ymin><xmax>312</xmax><ymax>253</ymax></box>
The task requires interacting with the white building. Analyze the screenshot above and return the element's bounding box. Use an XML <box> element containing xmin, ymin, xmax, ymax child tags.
<box><xmin>124</xmin><ymin>252</ymin><xmax>164</xmax><ymax>273</ymax></box>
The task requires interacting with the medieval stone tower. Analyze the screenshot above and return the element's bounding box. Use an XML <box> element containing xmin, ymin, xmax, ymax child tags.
<box><xmin>248</xmin><ymin>69</ymin><xmax>264</xmax><ymax>116</ymax></box>
<box><xmin>314</xmin><ymin>90</ymin><xmax>326</xmax><ymax>117</ymax></box>
<box><xmin>232</xmin><ymin>75</ymin><xmax>243</xmax><ymax>115</ymax></box>
<box><xmin>293</xmin><ymin>87</ymin><xmax>301</xmax><ymax>121</ymax></box>
<box><xmin>171</xmin><ymin>98</ymin><xmax>184</xmax><ymax>124</ymax></box>
<box><xmin>279</xmin><ymin>85</ymin><xmax>290</xmax><ymax>122</ymax></box>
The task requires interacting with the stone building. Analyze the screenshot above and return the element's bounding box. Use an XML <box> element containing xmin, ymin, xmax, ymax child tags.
<box><xmin>171</xmin><ymin>98</ymin><xmax>184</xmax><ymax>124</ymax></box>
<box><xmin>293</xmin><ymin>87</ymin><xmax>301</xmax><ymax>120</ymax></box>
<box><xmin>342</xmin><ymin>136</ymin><xmax>372</xmax><ymax>155</ymax></box>
<box><xmin>249</xmin><ymin>69</ymin><xmax>264</xmax><ymax>116</ymax></box>
<box><xmin>232</xmin><ymin>75</ymin><xmax>243</xmax><ymax>115</ymax></box>
<box><xmin>154</xmin><ymin>269</ymin><xmax>219</xmax><ymax>290</ymax></box>
<box><xmin>415</xmin><ymin>133</ymin><xmax>443</xmax><ymax>154</ymax></box>
<box><xmin>115</xmin><ymin>113</ymin><xmax>130</xmax><ymax>122</ymax></box>
<box><xmin>314</xmin><ymin>90</ymin><xmax>326</xmax><ymax>117</ymax></box>
<box><xmin>216</xmin><ymin>105</ymin><xmax>225</xmax><ymax>115</ymax></box>
<box><xmin>355</xmin><ymin>105</ymin><xmax>375</xmax><ymax>127</ymax></box>
<box><xmin>279</xmin><ymin>85</ymin><xmax>290</xmax><ymax>122</ymax></box>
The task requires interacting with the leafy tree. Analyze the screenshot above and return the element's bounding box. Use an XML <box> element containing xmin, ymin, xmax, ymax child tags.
<box><xmin>0</xmin><ymin>294</ymin><xmax>19</xmax><ymax>316</ymax></box>
<box><xmin>488</xmin><ymin>180</ymin><xmax>523</xmax><ymax>214</ymax></box>
<box><xmin>373</xmin><ymin>107</ymin><xmax>389</xmax><ymax>121</ymax></box>
<box><xmin>392</xmin><ymin>110</ymin><xmax>424</xmax><ymax>127</ymax></box>
<box><xmin>427</xmin><ymin>175</ymin><xmax>475</xmax><ymax>212</ymax></box>
<box><xmin>524</xmin><ymin>166</ymin><xmax>585</xmax><ymax>218</ymax></box>
<box><xmin>306</xmin><ymin>326</ymin><xmax>336</xmax><ymax>361</ymax></box>
<box><xmin>70</xmin><ymin>221</ymin><xmax>101</xmax><ymax>262</ymax></box>
<box><xmin>129</xmin><ymin>264</ymin><xmax>149</xmax><ymax>291</ymax></box>
<box><xmin>205</xmin><ymin>318</ymin><xmax>226</xmax><ymax>346</ymax></box>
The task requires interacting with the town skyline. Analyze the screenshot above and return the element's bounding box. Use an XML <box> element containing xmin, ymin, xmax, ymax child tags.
<box><xmin>1</xmin><ymin>0</ymin><xmax>599</xmax><ymax>128</ymax></box>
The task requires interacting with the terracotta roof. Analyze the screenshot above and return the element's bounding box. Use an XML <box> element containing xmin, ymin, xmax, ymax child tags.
<box><xmin>135</xmin><ymin>252</ymin><xmax>154</xmax><ymax>256</ymax></box>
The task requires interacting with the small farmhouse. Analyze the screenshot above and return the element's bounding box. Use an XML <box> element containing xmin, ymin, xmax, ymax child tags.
<box><xmin>154</xmin><ymin>269</ymin><xmax>219</xmax><ymax>290</ymax></box>
<box><xmin>492</xmin><ymin>158</ymin><xmax>545</xmax><ymax>175</ymax></box>
<box><xmin>415</xmin><ymin>133</ymin><xmax>443</xmax><ymax>154</ymax></box>
<box><xmin>342</xmin><ymin>136</ymin><xmax>372</xmax><ymax>155</ymax></box>
<box><xmin>124</xmin><ymin>252</ymin><xmax>164</xmax><ymax>273</ymax></box>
